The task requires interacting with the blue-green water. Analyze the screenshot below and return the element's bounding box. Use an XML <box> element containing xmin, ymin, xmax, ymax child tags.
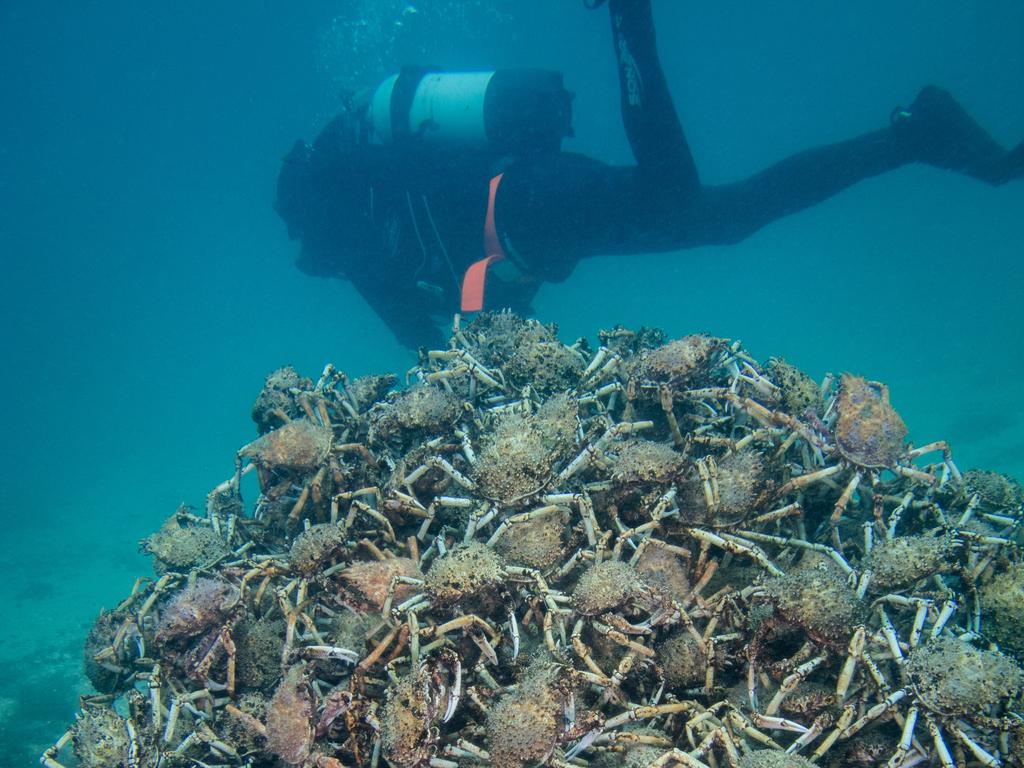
<box><xmin>0</xmin><ymin>1</ymin><xmax>1021</xmax><ymax>762</ymax></box>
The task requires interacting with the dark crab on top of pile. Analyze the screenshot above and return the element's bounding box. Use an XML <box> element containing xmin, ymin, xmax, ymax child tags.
<box><xmin>47</xmin><ymin>313</ymin><xmax>1024</xmax><ymax>768</ymax></box>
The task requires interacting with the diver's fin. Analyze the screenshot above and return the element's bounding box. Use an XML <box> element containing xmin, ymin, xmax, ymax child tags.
<box><xmin>893</xmin><ymin>85</ymin><xmax>1010</xmax><ymax>185</ymax></box>
<box><xmin>995</xmin><ymin>140</ymin><xmax>1024</xmax><ymax>185</ymax></box>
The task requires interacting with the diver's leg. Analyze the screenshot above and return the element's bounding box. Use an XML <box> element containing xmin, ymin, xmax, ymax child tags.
<box><xmin>690</xmin><ymin>86</ymin><xmax>1021</xmax><ymax>246</ymax></box>
<box><xmin>609</xmin><ymin>0</ymin><xmax>700</xmax><ymax>195</ymax></box>
<box><xmin>688</xmin><ymin>128</ymin><xmax>910</xmax><ymax>246</ymax></box>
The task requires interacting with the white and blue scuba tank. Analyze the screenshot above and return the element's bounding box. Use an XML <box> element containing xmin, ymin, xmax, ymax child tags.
<box><xmin>364</xmin><ymin>68</ymin><xmax>574</xmax><ymax>155</ymax></box>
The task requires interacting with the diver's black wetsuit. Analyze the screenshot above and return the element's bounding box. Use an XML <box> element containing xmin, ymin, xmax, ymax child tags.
<box><xmin>276</xmin><ymin>0</ymin><xmax>1022</xmax><ymax>350</ymax></box>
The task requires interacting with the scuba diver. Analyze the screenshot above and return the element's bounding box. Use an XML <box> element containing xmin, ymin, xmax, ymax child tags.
<box><xmin>275</xmin><ymin>0</ymin><xmax>1023</xmax><ymax>350</ymax></box>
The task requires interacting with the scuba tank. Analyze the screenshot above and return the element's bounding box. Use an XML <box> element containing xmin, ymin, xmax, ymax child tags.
<box><xmin>365</xmin><ymin>68</ymin><xmax>573</xmax><ymax>155</ymax></box>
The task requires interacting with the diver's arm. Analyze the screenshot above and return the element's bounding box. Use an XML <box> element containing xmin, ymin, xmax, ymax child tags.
<box><xmin>346</xmin><ymin>269</ymin><xmax>445</xmax><ymax>351</ymax></box>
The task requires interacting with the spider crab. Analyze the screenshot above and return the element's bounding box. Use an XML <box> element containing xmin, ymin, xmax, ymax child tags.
<box><xmin>776</xmin><ymin>374</ymin><xmax>961</xmax><ymax>549</ymax></box>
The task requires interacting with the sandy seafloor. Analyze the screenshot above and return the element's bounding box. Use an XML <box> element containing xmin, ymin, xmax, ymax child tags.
<box><xmin>1</xmin><ymin>1</ymin><xmax>1022</xmax><ymax>764</ymax></box>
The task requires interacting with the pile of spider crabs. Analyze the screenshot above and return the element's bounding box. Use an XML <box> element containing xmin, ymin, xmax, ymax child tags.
<box><xmin>46</xmin><ymin>313</ymin><xmax>1024</xmax><ymax>768</ymax></box>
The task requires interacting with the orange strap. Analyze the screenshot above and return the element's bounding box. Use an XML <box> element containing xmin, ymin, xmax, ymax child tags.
<box><xmin>460</xmin><ymin>173</ymin><xmax>506</xmax><ymax>312</ymax></box>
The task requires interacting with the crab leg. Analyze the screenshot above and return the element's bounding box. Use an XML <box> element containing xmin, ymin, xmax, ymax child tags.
<box><xmin>831</xmin><ymin>470</ymin><xmax>862</xmax><ymax>525</ymax></box>
<box><xmin>810</xmin><ymin>704</ymin><xmax>855</xmax><ymax>761</ymax></box>
<box><xmin>876</xmin><ymin>606</ymin><xmax>906</xmax><ymax>661</ymax></box>
<box><xmin>582</xmin><ymin>347</ymin><xmax>622</xmax><ymax>385</ymax></box>
<box><xmin>785</xmin><ymin>714</ymin><xmax>830</xmax><ymax>754</ymax></box>
<box><xmin>163</xmin><ymin>696</ymin><xmax>181</xmax><ymax>743</ymax></box>
<box><xmin>776</xmin><ymin>465</ymin><xmax>842</xmax><ymax>496</ymax></box>
<box><xmin>909</xmin><ymin>601</ymin><xmax>930</xmax><ymax>648</ymax></box>
<box><xmin>924</xmin><ymin>712</ymin><xmax>956</xmax><ymax>768</ymax></box>
<box><xmin>649</xmin><ymin>748</ymin><xmax>712</xmax><ymax>768</ymax></box>
<box><xmin>950</xmin><ymin>724</ymin><xmax>1001</xmax><ymax>767</ymax></box>
<box><xmin>486</xmin><ymin>505</ymin><xmax>564</xmax><ymax>547</ymax></box>
<box><xmin>565</xmin><ymin>727</ymin><xmax>604</xmax><ymax>760</ymax></box>
<box><xmin>558</xmin><ymin>421</ymin><xmax>653</xmax><ymax>482</ymax></box>
<box><xmin>887</xmin><ymin>705</ymin><xmax>919</xmax><ymax>768</ymax></box>
<box><xmin>442</xmin><ymin>655</ymin><xmax>462</xmax><ymax>723</ymax></box>
<box><xmin>432</xmin><ymin>614</ymin><xmax>500</xmax><ymax>641</ymax></box>
<box><xmin>381</xmin><ymin>575</ymin><xmax>425</xmax><ymax>617</ymax></box>
<box><xmin>124</xmin><ymin>718</ymin><xmax>141</xmax><ymax>767</ymax></box>
<box><xmin>906</xmin><ymin>440</ymin><xmax>961</xmax><ymax>482</ymax></box>
<box><xmin>836</xmin><ymin>626</ymin><xmax>865</xmax><ymax>700</ymax></box>
<box><xmin>223</xmin><ymin>628</ymin><xmax>237</xmax><ymax>698</ymax></box>
<box><xmin>604</xmin><ymin>701</ymin><xmax>700</xmax><ymax>729</ymax></box>
<box><xmin>40</xmin><ymin>730</ymin><xmax>72</xmax><ymax>768</ymax></box>
<box><xmin>750</xmin><ymin>713</ymin><xmax>809</xmax><ymax>734</ymax></box>
<box><xmin>695</xmin><ymin>456</ymin><xmax>720</xmax><ymax>514</ymax></box>
<box><xmin>763</xmin><ymin>654</ymin><xmax>826</xmax><ymax>716</ymax></box>
<box><xmin>444</xmin><ymin>740</ymin><xmax>490</xmax><ymax>762</ymax></box>
<box><xmin>887</xmin><ymin>491</ymin><xmax>915</xmax><ymax>538</ymax></box>
<box><xmin>930</xmin><ymin>599</ymin><xmax>958</xmax><ymax>639</ymax></box>
<box><xmin>544</xmin><ymin>493</ymin><xmax>602</xmax><ymax>545</ymax></box>
<box><xmin>724</xmin><ymin>709</ymin><xmax>783</xmax><ymax>751</ymax></box>
<box><xmin>737</xmin><ymin>530</ymin><xmax>852</xmax><ymax>575</ymax></box>
<box><xmin>544</xmin><ymin>610</ymin><xmax>563</xmax><ymax>658</ymax></box>
<box><xmin>685</xmin><ymin>528</ymin><xmax>784</xmax><ymax>576</ymax></box>
<box><xmin>298</xmin><ymin>645</ymin><xmax>361</xmax><ymax>663</ymax></box>
<box><xmin>746</xmin><ymin>502</ymin><xmax>803</xmax><ymax>527</ymax></box>
<box><xmin>841</xmin><ymin>688</ymin><xmax>907</xmax><ymax>739</ymax></box>
<box><xmin>354</xmin><ymin>623</ymin><xmax>402</xmax><ymax>681</ymax></box>
<box><xmin>659</xmin><ymin>384</ymin><xmax>686</xmax><ymax>447</ymax></box>
<box><xmin>571</xmin><ymin>620</ymin><xmax>612</xmax><ymax>681</ymax></box>
<box><xmin>508</xmin><ymin>608</ymin><xmax>520</xmax><ymax>660</ymax></box>
<box><xmin>470</xmin><ymin>630</ymin><xmax>499</xmax><ymax>665</ymax></box>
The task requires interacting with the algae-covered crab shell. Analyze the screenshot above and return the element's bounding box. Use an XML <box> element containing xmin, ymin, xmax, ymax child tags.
<box><xmin>833</xmin><ymin>374</ymin><xmax>907</xmax><ymax>468</ymax></box>
<box><xmin>154</xmin><ymin>577</ymin><xmax>239</xmax><ymax>646</ymax></box>
<box><xmin>492</xmin><ymin>506</ymin><xmax>570</xmax><ymax>570</ymax></box>
<box><xmin>502</xmin><ymin>321</ymin><xmax>586</xmax><ymax>395</ymax></box>
<box><xmin>572</xmin><ymin>560</ymin><xmax>658</xmax><ymax>616</ymax></box>
<box><xmin>736</xmin><ymin>751</ymin><xmax>817</xmax><ymax>768</ymax></box>
<box><xmin>761</xmin><ymin>560</ymin><xmax>866</xmax><ymax>647</ymax></box>
<box><xmin>473</xmin><ymin>393</ymin><xmax>579</xmax><ymax>505</ymax></box>
<box><xmin>83</xmin><ymin>609</ymin><xmax>133</xmax><ymax>694</ymax></box>
<box><xmin>142</xmin><ymin>513</ymin><xmax>230</xmax><ymax>575</ymax></box>
<box><xmin>424</xmin><ymin>542</ymin><xmax>506</xmax><ymax>612</ymax></box>
<box><xmin>766</xmin><ymin>357</ymin><xmax>821</xmax><ymax>414</ymax></box>
<box><xmin>265</xmin><ymin>665</ymin><xmax>316</xmax><ymax>764</ymax></box>
<box><xmin>676</xmin><ymin>448</ymin><xmax>775</xmax><ymax>526</ymax></box>
<box><xmin>905</xmin><ymin>635</ymin><xmax>1024</xmax><ymax>716</ymax></box>
<box><xmin>368</xmin><ymin>384</ymin><xmax>462</xmax><ymax>443</ymax></box>
<box><xmin>485</xmin><ymin>682</ymin><xmax>562</xmax><ymax>768</ymax></box>
<box><xmin>962</xmin><ymin>468</ymin><xmax>1024</xmax><ymax>511</ymax></box>
<box><xmin>337</xmin><ymin>556</ymin><xmax>423</xmax><ymax>612</ymax></box>
<box><xmin>627</xmin><ymin>334</ymin><xmax>729</xmax><ymax>391</ymax></box>
<box><xmin>606</xmin><ymin>439</ymin><xmax>686</xmax><ymax>489</ymax></box>
<box><xmin>289</xmin><ymin>522</ymin><xmax>349</xmax><ymax>575</ymax></box>
<box><xmin>251</xmin><ymin>366</ymin><xmax>315</xmax><ymax>434</ymax></box>
<box><xmin>72</xmin><ymin>704</ymin><xmax>132</xmax><ymax>767</ymax></box>
<box><xmin>979</xmin><ymin>561</ymin><xmax>1024</xmax><ymax>660</ymax></box>
<box><xmin>656</xmin><ymin>632</ymin><xmax>708</xmax><ymax>688</ymax></box>
<box><xmin>240</xmin><ymin>418</ymin><xmax>333</xmax><ymax>472</ymax></box>
<box><xmin>593</xmin><ymin>438</ymin><xmax>685</xmax><ymax>523</ymax></box>
<box><xmin>484</xmin><ymin>661</ymin><xmax>580</xmax><ymax>768</ymax></box>
<box><xmin>863</xmin><ymin>532</ymin><xmax>955</xmax><ymax>590</ymax></box>
<box><xmin>380</xmin><ymin>668</ymin><xmax>438</xmax><ymax>768</ymax></box>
